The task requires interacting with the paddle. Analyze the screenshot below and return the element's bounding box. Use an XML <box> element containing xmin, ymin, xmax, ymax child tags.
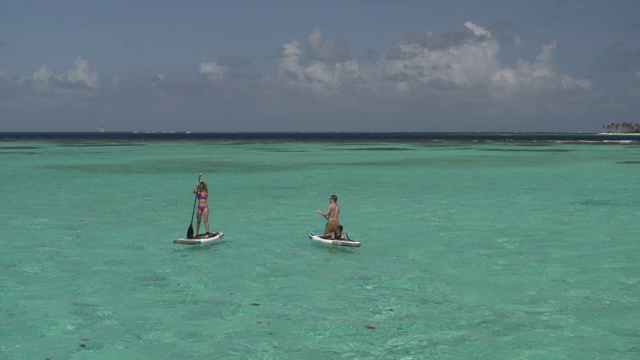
<box><xmin>186</xmin><ymin>172</ymin><xmax>202</xmax><ymax>239</ymax></box>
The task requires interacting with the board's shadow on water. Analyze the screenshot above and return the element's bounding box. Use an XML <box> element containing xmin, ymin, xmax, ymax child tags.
<box><xmin>312</xmin><ymin>244</ymin><xmax>361</xmax><ymax>255</ymax></box>
<box><xmin>172</xmin><ymin>240</ymin><xmax>229</xmax><ymax>252</ymax></box>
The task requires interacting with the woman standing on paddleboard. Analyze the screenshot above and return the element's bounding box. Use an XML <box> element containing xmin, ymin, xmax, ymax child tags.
<box><xmin>192</xmin><ymin>171</ymin><xmax>210</xmax><ymax>237</ymax></box>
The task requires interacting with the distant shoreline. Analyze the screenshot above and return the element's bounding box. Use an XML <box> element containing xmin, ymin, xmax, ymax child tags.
<box><xmin>3</xmin><ymin>131</ymin><xmax>639</xmax><ymax>134</ymax></box>
<box><xmin>2</xmin><ymin>132</ymin><xmax>640</xmax><ymax>144</ymax></box>
<box><xmin>598</xmin><ymin>132</ymin><xmax>640</xmax><ymax>135</ymax></box>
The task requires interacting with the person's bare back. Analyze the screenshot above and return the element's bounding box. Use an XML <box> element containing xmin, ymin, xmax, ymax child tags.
<box><xmin>326</xmin><ymin>202</ymin><xmax>340</xmax><ymax>220</ymax></box>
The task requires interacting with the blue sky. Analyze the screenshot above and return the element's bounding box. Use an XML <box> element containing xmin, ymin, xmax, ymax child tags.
<box><xmin>1</xmin><ymin>0</ymin><xmax>639</xmax><ymax>132</ymax></box>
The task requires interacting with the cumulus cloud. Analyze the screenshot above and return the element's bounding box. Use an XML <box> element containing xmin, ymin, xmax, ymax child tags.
<box><xmin>490</xmin><ymin>40</ymin><xmax>592</xmax><ymax>93</ymax></box>
<box><xmin>375</xmin><ymin>22</ymin><xmax>501</xmax><ymax>90</ymax></box>
<box><xmin>66</xmin><ymin>57</ymin><xmax>99</xmax><ymax>88</ymax></box>
<box><xmin>275</xmin><ymin>39</ymin><xmax>362</xmax><ymax>96</ymax></box>
<box><xmin>199</xmin><ymin>61</ymin><xmax>227</xmax><ymax>81</ymax></box>
<box><xmin>32</xmin><ymin>65</ymin><xmax>54</xmax><ymax>92</ymax></box>
<box><xmin>277</xmin><ymin>41</ymin><xmax>304</xmax><ymax>82</ymax></box>
<box><xmin>273</xmin><ymin>22</ymin><xmax>590</xmax><ymax>101</ymax></box>
<box><xmin>307</xmin><ymin>28</ymin><xmax>349</xmax><ymax>61</ymax></box>
<box><xmin>1</xmin><ymin>22</ymin><xmax>604</xmax><ymax>131</ymax></box>
<box><xmin>22</xmin><ymin>56</ymin><xmax>99</xmax><ymax>93</ymax></box>
<box><xmin>263</xmin><ymin>22</ymin><xmax>596</xmax><ymax>129</ymax></box>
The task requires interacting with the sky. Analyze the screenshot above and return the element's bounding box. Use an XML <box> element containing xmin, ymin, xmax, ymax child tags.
<box><xmin>1</xmin><ymin>0</ymin><xmax>640</xmax><ymax>132</ymax></box>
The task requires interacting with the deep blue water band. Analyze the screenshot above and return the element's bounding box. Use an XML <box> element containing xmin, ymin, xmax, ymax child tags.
<box><xmin>1</xmin><ymin>132</ymin><xmax>639</xmax><ymax>143</ymax></box>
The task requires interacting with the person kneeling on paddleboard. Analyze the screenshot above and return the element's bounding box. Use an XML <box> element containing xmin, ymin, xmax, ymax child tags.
<box><xmin>317</xmin><ymin>194</ymin><xmax>344</xmax><ymax>240</ymax></box>
<box><xmin>192</xmin><ymin>171</ymin><xmax>211</xmax><ymax>238</ymax></box>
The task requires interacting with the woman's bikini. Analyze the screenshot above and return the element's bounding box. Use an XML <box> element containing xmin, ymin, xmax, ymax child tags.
<box><xmin>197</xmin><ymin>192</ymin><xmax>208</xmax><ymax>211</ymax></box>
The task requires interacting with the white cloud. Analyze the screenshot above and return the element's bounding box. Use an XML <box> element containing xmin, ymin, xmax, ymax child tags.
<box><xmin>32</xmin><ymin>65</ymin><xmax>54</xmax><ymax>92</ymax></box>
<box><xmin>277</xmin><ymin>41</ymin><xmax>304</xmax><ymax>83</ymax></box>
<box><xmin>66</xmin><ymin>57</ymin><xmax>99</xmax><ymax>89</ymax></box>
<box><xmin>273</xmin><ymin>23</ymin><xmax>591</xmax><ymax>102</ymax></box>
<box><xmin>275</xmin><ymin>40</ymin><xmax>362</xmax><ymax>96</ymax></box>
<box><xmin>464</xmin><ymin>21</ymin><xmax>491</xmax><ymax>38</ymax></box>
<box><xmin>199</xmin><ymin>61</ymin><xmax>227</xmax><ymax>82</ymax></box>
<box><xmin>307</xmin><ymin>28</ymin><xmax>349</xmax><ymax>61</ymax></box>
<box><xmin>22</xmin><ymin>56</ymin><xmax>99</xmax><ymax>94</ymax></box>
<box><xmin>375</xmin><ymin>22</ymin><xmax>501</xmax><ymax>90</ymax></box>
<box><xmin>490</xmin><ymin>40</ymin><xmax>591</xmax><ymax>93</ymax></box>
<box><xmin>1</xmin><ymin>22</ymin><xmax>606</xmax><ymax>131</ymax></box>
<box><xmin>252</xmin><ymin>22</ymin><xmax>599</xmax><ymax>130</ymax></box>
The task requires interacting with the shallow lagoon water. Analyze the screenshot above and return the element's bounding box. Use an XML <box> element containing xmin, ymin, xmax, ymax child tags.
<box><xmin>1</xmin><ymin>138</ymin><xmax>639</xmax><ymax>359</ymax></box>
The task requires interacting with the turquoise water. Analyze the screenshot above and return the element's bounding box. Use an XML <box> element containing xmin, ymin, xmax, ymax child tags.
<box><xmin>1</xmin><ymin>140</ymin><xmax>639</xmax><ymax>359</ymax></box>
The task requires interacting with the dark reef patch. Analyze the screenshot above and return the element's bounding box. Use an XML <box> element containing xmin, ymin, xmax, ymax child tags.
<box><xmin>57</xmin><ymin>141</ymin><xmax>147</xmax><ymax>147</ymax></box>
<box><xmin>249</xmin><ymin>148</ymin><xmax>309</xmax><ymax>153</ymax></box>
<box><xmin>478</xmin><ymin>148</ymin><xmax>572</xmax><ymax>153</ymax></box>
<box><xmin>571</xmin><ymin>199</ymin><xmax>629</xmax><ymax>206</ymax></box>
<box><xmin>340</xmin><ymin>147</ymin><xmax>412</xmax><ymax>151</ymax></box>
<box><xmin>0</xmin><ymin>146</ymin><xmax>40</xmax><ymax>150</ymax></box>
<box><xmin>1</xmin><ymin>151</ymin><xmax>39</xmax><ymax>155</ymax></box>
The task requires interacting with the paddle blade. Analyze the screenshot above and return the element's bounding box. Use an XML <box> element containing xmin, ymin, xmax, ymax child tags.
<box><xmin>187</xmin><ymin>224</ymin><xmax>194</xmax><ymax>239</ymax></box>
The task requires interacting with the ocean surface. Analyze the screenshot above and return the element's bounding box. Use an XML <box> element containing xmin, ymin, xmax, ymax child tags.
<box><xmin>1</xmin><ymin>133</ymin><xmax>639</xmax><ymax>359</ymax></box>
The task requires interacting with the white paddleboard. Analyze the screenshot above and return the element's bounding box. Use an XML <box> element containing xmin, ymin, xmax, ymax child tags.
<box><xmin>308</xmin><ymin>231</ymin><xmax>361</xmax><ymax>247</ymax></box>
<box><xmin>174</xmin><ymin>232</ymin><xmax>224</xmax><ymax>245</ymax></box>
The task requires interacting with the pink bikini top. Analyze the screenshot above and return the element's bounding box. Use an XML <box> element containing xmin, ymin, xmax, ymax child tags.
<box><xmin>198</xmin><ymin>193</ymin><xmax>208</xmax><ymax>200</ymax></box>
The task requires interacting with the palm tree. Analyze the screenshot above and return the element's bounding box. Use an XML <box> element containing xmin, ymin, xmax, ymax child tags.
<box><xmin>600</xmin><ymin>121</ymin><xmax>640</xmax><ymax>133</ymax></box>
